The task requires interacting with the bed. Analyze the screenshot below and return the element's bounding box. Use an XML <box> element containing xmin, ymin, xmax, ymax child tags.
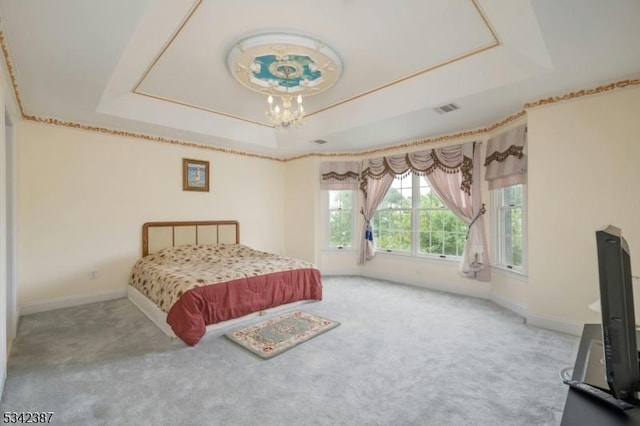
<box><xmin>127</xmin><ymin>220</ymin><xmax>322</xmax><ymax>346</ymax></box>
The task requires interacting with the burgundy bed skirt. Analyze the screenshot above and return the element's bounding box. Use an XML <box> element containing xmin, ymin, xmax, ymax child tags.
<box><xmin>166</xmin><ymin>268</ymin><xmax>322</xmax><ymax>345</ymax></box>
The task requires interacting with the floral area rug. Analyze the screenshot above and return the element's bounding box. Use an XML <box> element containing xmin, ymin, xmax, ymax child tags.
<box><xmin>224</xmin><ymin>311</ymin><xmax>340</xmax><ymax>359</ymax></box>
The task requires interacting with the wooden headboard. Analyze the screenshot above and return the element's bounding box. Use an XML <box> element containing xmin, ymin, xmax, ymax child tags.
<box><xmin>142</xmin><ymin>220</ymin><xmax>240</xmax><ymax>257</ymax></box>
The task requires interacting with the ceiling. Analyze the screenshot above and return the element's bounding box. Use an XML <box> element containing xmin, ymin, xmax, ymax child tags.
<box><xmin>1</xmin><ymin>0</ymin><xmax>639</xmax><ymax>159</ymax></box>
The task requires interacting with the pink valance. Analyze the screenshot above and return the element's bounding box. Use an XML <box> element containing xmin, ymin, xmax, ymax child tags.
<box><xmin>485</xmin><ymin>124</ymin><xmax>527</xmax><ymax>189</ymax></box>
<box><xmin>360</xmin><ymin>143</ymin><xmax>474</xmax><ymax>197</ymax></box>
<box><xmin>320</xmin><ymin>161</ymin><xmax>360</xmax><ymax>190</ymax></box>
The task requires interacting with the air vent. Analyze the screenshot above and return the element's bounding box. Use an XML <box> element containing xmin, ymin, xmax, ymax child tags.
<box><xmin>312</xmin><ymin>139</ymin><xmax>328</xmax><ymax>144</ymax></box>
<box><xmin>433</xmin><ymin>103</ymin><xmax>460</xmax><ymax>114</ymax></box>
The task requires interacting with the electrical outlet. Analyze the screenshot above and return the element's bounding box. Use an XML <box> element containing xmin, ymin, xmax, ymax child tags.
<box><xmin>89</xmin><ymin>270</ymin><xmax>99</xmax><ymax>280</ymax></box>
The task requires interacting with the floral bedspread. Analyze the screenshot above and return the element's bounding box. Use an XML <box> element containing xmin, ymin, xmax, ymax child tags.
<box><xmin>129</xmin><ymin>244</ymin><xmax>319</xmax><ymax>313</ymax></box>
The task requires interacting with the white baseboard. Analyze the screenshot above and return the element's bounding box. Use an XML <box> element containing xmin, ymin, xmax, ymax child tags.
<box><xmin>361</xmin><ymin>272</ymin><xmax>491</xmax><ymax>300</ymax></box>
<box><xmin>526</xmin><ymin>313</ymin><xmax>584</xmax><ymax>336</ymax></box>
<box><xmin>20</xmin><ymin>290</ymin><xmax>127</xmax><ymax>316</ymax></box>
<box><xmin>15</xmin><ymin>279</ymin><xmax>585</xmax><ymax>338</ymax></box>
<box><xmin>490</xmin><ymin>294</ymin><xmax>528</xmax><ymax>319</ymax></box>
<box><xmin>357</xmin><ymin>273</ymin><xmax>582</xmax><ymax>336</ymax></box>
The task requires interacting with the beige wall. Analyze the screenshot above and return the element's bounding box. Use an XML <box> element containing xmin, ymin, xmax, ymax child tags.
<box><xmin>527</xmin><ymin>87</ymin><xmax>640</xmax><ymax>331</ymax></box>
<box><xmin>363</xmin><ymin>255</ymin><xmax>491</xmax><ymax>298</ymax></box>
<box><xmin>15</xmin><ymin>84</ymin><xmax>640</xmax><ymax>336</ymax></box>
<box><xmin>283</xmin><ymin>156</ymin><xmax>320</xmax><ymax>263</ymax></box>
<box><xmin>0</xmin><ymin>62</ymin><xmax>8</xmax><ymax>395</ymax></box>
<box><xmin>17</xmin><ymin>121</ymin><xmax>286</xmax><ymax>305</ymax></box>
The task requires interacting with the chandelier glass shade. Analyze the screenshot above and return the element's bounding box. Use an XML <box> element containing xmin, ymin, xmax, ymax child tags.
<box><xmin>226</xmin><ymin>33</ymin><xmax>342</xmax><ymax>129</ymax></box>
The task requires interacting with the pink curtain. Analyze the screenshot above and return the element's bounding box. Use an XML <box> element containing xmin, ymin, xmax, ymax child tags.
<box><xmin>426</xmin><ymin>143</ymin><xmax>490</xmax><ymax>280</ymax></box>
<box><xmin>358</xmin><ymin>173</ymin><xmax>394</xmax><ymax>264</ymax></box>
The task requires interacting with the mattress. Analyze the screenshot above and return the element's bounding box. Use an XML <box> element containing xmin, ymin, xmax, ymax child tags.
<box><xmin>128</xmin><ymin>244</ymin><xmax>322</xmax><ymax>345</ymax></box>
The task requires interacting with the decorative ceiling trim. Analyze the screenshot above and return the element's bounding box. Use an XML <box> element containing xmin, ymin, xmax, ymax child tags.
<box><xmin>284</xmin><ymin>110</ymin><xmax>528</xmax><ymax>161</ymax></box>
<box><xmin>129</xmin><ymin>0</ymin><xmax>273</xmax><ymax>127</ymax></box>
<box><xmin>19</xmin><ymin>109</ymin><xmax>526</xmax><ymax>164</ymax></box>
<box><xmin>523</xmin><ymin>79</ymin><xmax>640</xmax><ymax>109</ymax></box>
<box><xmin>1</xmin><ymin>26</ymin><xmax>639</xmax><ymax>163</ymax></box>
<box><xmin>21</xmin><ymin>114</ymin><xmax>285</xmax><ymax>162</ymax></box>
<box><xmin>226</xmin><ymin>33</ymin><xmax>343</xmax><ymax>97</ymax></box>
<box><xmin>130</xmin><ymin>0</ymin><xmax>274</xmax><ymax>127</ymax></box>
<box><xmin>131</xmin><ymin>0</ymin><xmax>204</xmax><ymax>92</ymax></box>
<box><xmin>306</xmin><ymin>41</ymin><xmax>499</xmax><ymax>118</ymax></box>
<box><xmin>132</xmin><ymin>0</ymin><xmax>500</xmax><ymax>125</ymax></box>
<box><xmin>133</xmin><ymin>90</ymin><xmax>271</xmax><ymax>127</ymax></box>
<box><xmin>0</xmin><ymin>31</ymin><xmax>25</xmax><ymax>116</ymax></box>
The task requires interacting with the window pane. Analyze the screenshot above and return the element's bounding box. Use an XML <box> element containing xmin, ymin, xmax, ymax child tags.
<box><xmin>374</xmin><ymin>175</ymin><xmax>412</xmax><ymax>253</ymax></box>
<box><xmin>420</xmin><ymin>186</ymin><xmax>444</xmax><ymax>209</ymax></box>
<box><xmin>329</xmin><ymin>211</ymin><xmax>351</xmax><ymax>248</ymax></box>
<box><xmin>417</xmin><ymin>177</ymin><xmax>466</xmax><ymax>257</ymax></box>
<box><xmin>329</xmin><ymin>190</ymin><xmax>352</xmax><ymax>210</ymax></box>
<box><xmin>374</xmin><ymin>174</ymin><xmax>466</xmax><ymax>258</ymax></box>
<box><xmin>510</xmin><ymin>206</ymin><xmax>523</xmax><ymax>266</ymax></box>
<box><xmin>328</xmin><ymin>190</ymin><xmax>353</xmax><ymax>248</ymax></box>
<box><xmin>380</xmin><ymin>175</ymin><xmax>412</xmax><ymax>209</ymax></box>
<box><xmin>495</xmin><ymin>184</ymin><xmax>525</xmax><ymax>269</ymax></box>
<box><xmin>374</xmin><ymin>208</ymin><xmax>411</xmax><ymax>252</ymax></box>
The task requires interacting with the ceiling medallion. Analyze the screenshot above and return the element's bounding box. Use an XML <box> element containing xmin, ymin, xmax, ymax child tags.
<box><xmin>227</xmin><ymin>33</ymin><xmax>343</xmax><ymax>128</ymax></box>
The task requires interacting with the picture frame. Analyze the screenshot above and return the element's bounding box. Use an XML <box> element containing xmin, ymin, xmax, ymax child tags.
<box><xmin>182</xmin><ymin>158</ymin><xmax>209</xmax><ymax>192</ymax></box>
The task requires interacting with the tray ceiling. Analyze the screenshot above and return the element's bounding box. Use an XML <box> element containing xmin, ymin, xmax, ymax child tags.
<box><xmin>1</xmin><ymin>0</ymin><xmax>639</xmax><ymax>158</ymax></box>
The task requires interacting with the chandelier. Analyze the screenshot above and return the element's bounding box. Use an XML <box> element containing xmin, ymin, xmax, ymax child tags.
<box><xmin>267</xmin><ymin>94</ymin><xmax>304</xmax><ymax>128</ymax></box>
<box><xmin>226</xmin><ymin>33</ymin><xmax>342</xmax><ymax>129</ymax></box>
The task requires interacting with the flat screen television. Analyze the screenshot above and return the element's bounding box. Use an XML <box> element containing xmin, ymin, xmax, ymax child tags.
<box><xmin>595</xmin><ymin>225</ymin><xmax>640</xmax><ymax>400</ymax></box>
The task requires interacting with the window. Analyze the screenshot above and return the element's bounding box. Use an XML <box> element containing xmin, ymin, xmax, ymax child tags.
<box><xmin>373</xmin><ymin>175</ymin><xmax>412</xmax><ymax>252</ymax></box>
<box><xmin>373</xmin><ymin>174</ymin><xmax>467</xmax><ymax>258</ymax></box>
<box><xmin>417</xmin><ymin>177</ymin><xmax>467</xmax><ymax>257</ymax></box>
<box><xmin>493</xmin><ymin>184</ymin><xmax>527</xmax><ymax>272</ymax></box>
<box><xmin>327</xmin><ymin>190</ymin><xmax>354</xmax><ymax>249</ymax></box>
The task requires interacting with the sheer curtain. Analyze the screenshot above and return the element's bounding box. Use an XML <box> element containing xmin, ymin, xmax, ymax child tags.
<box><xmin>425</xmin><ymin>143</ymin><xmax>489</xmax><ymax>280</ymax></box>
<box><xmin>357</xmin><ymin>143</ymin><xmax>488</xmax><ymax>277</ymax></box>
<box><xmin>358</xmin><ymin>172</ymin><xmax>394</xmax><ymax>264</ymax></box>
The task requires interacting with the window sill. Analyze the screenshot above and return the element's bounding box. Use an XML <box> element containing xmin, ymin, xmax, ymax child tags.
<box><xmin>322</xmin><ymin>247</ymin><xmax>357</xmax><ymax>253</ymax></box>
<box><xmin>491</xmin><ymin>264</ymin><xmax>528</xmax><ymax>282</ymax></box>
<box><xmin>376</xmin><ymin>250</ymin><xmax>461</xmax><ymax>264</ymax></box>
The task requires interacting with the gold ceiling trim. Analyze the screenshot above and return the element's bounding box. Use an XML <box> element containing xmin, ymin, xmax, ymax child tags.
<box><xmin>130</xmin><ymin>0</ymin><xmax>270</xmax><ymax>127</ymax></box>
<box><xmin>132</xmin><ymin>0</ymin><xmax>499</xmax><ymax>125</ymax></box>
<box><xmin>524</xmin><ymin>79</ymin><xmax>640</xmax><ymax>109</ymax></box>
<box><xmin>134</xmin><ymin>90</ymin><xmax>271</xmax><ymax>127</ymax></box>
<box><xmin>2</xmin><ymin>25</ymin><xmax>638</xmax><ymax>163</ymax></box>
<box><xmin>306</xmin><ymin>41</ymin><xmax>498</xmax><ymax>118</ymax></box>
<box><xmin>131</xmin><ymin>0</ymin><xmax>204</xmax><ymax>92</ymax></box>
<box><xmin>8</xmin><ymin>77</ymin><xmax>640</xmax><ymax>163</ymax></box>
<box><xmin>284</xmin><ymin>110</ymin><xmax>527</xmax><ymax>161</ymax></box>
<box><xmin>306</xmin><ymin>0</ymin><xmax>500</xmax><ymax>118</ymax></box>
<box><xmin>0</xmin><ymin>31</ymin><xmax>26</xmax><ymax>116</ymax></box>
<box><xmin>19</xmin><ymin>109</ymin><xmax>526</xmax><ymax>164</ymax></box>
<box><xmin>21</xmin><ymin>114</ymin><xmax>285</xmax><ymax>162</ymax></box>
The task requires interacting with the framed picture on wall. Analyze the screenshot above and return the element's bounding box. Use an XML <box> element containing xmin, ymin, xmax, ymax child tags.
<box><xmin>182</xmin><ymin>158</ymin><xmax>209</xmax><ymax>192</ymax></box>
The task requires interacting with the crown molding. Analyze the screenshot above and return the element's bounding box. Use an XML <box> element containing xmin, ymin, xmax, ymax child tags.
<box><xmin>523</xmin><ymin>79</ymin><xmax>640</xmax><ymax>109</ymax></box>
<box><xmin>21</xmin><ymin>114</ymin><xmax>285</xmax><ymax>162</ymax></box>
<box><xmin>2</xmin><ymin>28</ymin><xmax>639</xmax><ymax>163</ymax></box>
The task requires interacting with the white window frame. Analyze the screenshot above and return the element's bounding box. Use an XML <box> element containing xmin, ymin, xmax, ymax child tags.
<box><xmin>373</xmin><ymin>174</ymin><xmax>466</xmax><ymax>260</ymax></box>
<box><xmin>491</xmin><ymin>184</ymin><xmax>528</xmax><ymax>275</ymax></box>
<box><xmin>323</xmin><ymin>189</ymin><xmax>357</xmax><ymax>251</ymax></box>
